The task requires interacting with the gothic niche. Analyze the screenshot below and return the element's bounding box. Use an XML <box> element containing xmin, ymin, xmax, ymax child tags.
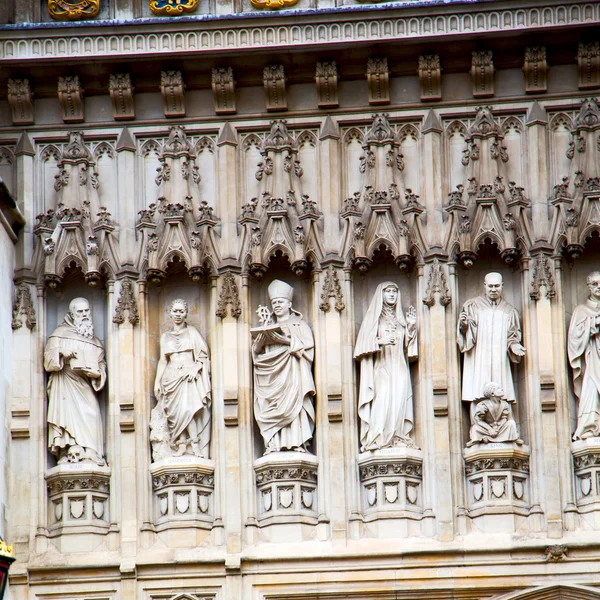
<box><xmin>136</xmin><ymin>125</ymin><xmax>220</xmax><ymax>284</ymax></box>
<box><xmin>34</xmin><ymin>132</ymin><xmax>120</xmax><ymax>289</ymax></box>
<box><xmin>444</xmin><ymin>107</ymin><xmax>532</xmax><ymax>269</ymax></box>
<box><xmin>250</xmin><ymin>278</ymin><xmax>319</xmax><ymax>532</ymax></box>
<box><xmin>341</xmin><ymin>114</ymin><xmax>426</xmax><ymax>274</ymax></box>
<box><xmin>238</xmin><ymin>120</ymin><xmax>324</xmax><ymax>279</ymax></box>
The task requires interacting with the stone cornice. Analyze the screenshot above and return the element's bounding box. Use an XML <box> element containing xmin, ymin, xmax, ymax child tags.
<box><xmin>0</xmin><ymin>0</ymin><xmax>597</xmax><ymax>63</ymax></box>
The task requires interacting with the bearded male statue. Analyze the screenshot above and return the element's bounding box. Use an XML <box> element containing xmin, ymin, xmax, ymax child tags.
<box><xmin>44</xmin><ymin>297</ymin><xmax>107</xmax><ymax>465</ymax></box>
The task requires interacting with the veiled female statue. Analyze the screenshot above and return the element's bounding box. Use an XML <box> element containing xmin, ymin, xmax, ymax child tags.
<box><xmin>252</xmin><ymin>279</ymin><xmax>316</xmax><ymax>454</ymax></box>
<box><xmin>151</xmin><ymin>299</ymin><xmax>211</xmax><ymax>459</ymax></box>
<box><xmin>354</xmin><ymin>282</ymin><xmax>418</xmax><ymax>452</ymax></box>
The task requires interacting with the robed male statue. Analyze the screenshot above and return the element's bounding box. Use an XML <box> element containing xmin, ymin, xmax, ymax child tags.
<box><xmin>568</xmin><ymin>271</ymin><xmax>600</xmax><ymax>440</ymax></box>
<box><xmin>458</xmin><ymin>272</ymin><xmax>526</xmax><ymax>421</ymax></box>
<box><xmin>44</xmin><ymin>297</ymin><xmax>107</xmax><ymax>465</ymax></box>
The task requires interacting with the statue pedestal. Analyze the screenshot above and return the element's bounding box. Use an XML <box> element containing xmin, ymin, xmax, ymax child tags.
<box><xmin>46</xmin><ymin>463</ymin><xmax>111</xmax><ymax>549</ymax></box>
<box><xmin>464</xmin><ymin>443</ymin><xmax>531</xmax><ymax>533</ymax></box>
<box><xmin>572</xmin><ymin>439</ymin><xmax>600</xmax><ymax>527</ymax></box>
<box><xmin>357</xmin><ymin>447</ymin><xmax>423</xmax><ymax>538</ymax></box>
<box><xmin>254</xmin><ymin>452</ymin><xmax>318</xmax><ymax>538</ymax></box>
<box><xmin>150</xmin><ymin>457</ymin><xmax>215</xmax><ymax>535</ymax></box>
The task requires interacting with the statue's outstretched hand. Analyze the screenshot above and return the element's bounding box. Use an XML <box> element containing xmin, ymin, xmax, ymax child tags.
<box><xmin>510</xmin><ymin>343</ymin><xmax>526</xmax><ymax>357</ymax></box>
<box><xmin>406</xmin><ymin>305</ymin><xmax>417</xmax><ymax>326</ymax></box>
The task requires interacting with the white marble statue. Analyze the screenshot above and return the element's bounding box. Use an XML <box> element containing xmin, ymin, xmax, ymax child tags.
<box><xmin>252</xmin><ymin>279</ymin><xmax>316</xmax><ymax>454</ymax></box>
<box><xmin>458</xmin><ymin>273</ymin><xmax>526</xmax><ymax>418</ymax></box>
<box><xmin>354</xmin><ymin>282</ymin><xmax>418</xmax><ymax>452</ymax></box>
<box><xmin>568</xmin><ymin>271</ymin><xmax>600</xmax><ymax>441</ymax></box>
<box><xmin>151</xmin><ymin>299</ymin><xmax>211</xmax><ymax>460</ymax></box>
<box><xmin>44</xmin><ymin>297</ymin><xmax>107</xmax><ymax>465</ymax></box>
<box><xmin>466</xmin><ymin>382</ymin><xmax>522</xmax><ymax>447</ymax></box>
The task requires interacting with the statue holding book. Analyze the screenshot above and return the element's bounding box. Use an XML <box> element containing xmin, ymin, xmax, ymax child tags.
<box><xmin>251</xmin><ymin>280</ymin><xmax>316</xmax><ymax>454</ymax></box>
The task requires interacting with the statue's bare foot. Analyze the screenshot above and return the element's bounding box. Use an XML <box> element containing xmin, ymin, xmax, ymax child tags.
<box><xmin>191</xmin><ymin>442</ymin><xmax>202</xmax><ymax>457</ymax></box>
<box><xmin>174</xmin><ymin>443</ymin><xmax>187</xmax><ymax>457</ymax></box>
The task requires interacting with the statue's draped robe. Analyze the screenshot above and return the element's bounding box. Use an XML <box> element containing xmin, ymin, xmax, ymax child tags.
<box><xmin>568</xmin><ymin>299</ymin><xmax>600</xmax><ymax>440</ymax></box>
<box><xmin>253</xmin><ymin>313</ymin><xmax>316</xmax><ymax>451</ymax></box>
<box><xmin>457</xmin><ymin>296</ymin><xmax>522</xmax><ymax>403</ymax></box>
<box><xmin>470</xmin><ymin>398</ymin><xmax>519</xmax><ymax>443</ymax></box>
<box><xmin>44</xmin><ymin>321</ymin><xmax>106</xmax><ymax>458</ymax></box>
<box><xmin>355</xmin><ymin>283</ymin><xmax>418</xmax><ymax>451</ymax></box>
<box><xmin>158</xmin><ymin>326</ymin><xmax>211</xmax><ymax>455</ymax></box>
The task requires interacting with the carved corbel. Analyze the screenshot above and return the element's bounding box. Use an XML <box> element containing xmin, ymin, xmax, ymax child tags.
<box><xmin>160</xmin><ymin>71</ymin><xmax>186</xmax><ymax>118</ymax></box>
<box><xmin>315</xmin><ymin>62</ymin><xmax>339</xmax><ymax>109</ymax></box>
<box><xmin>523</xmin><ymin>47</ymin><xmax>548</xmax><ymax>94</ymax></box>
<box><xmin>366</xmin><ymin>57</ymin><xmax>390</xmax><ymax>105</ymax></box>
<box><xmin>108</xmin><ymin>74</ymin><xmax>135</xmax><ymax>121</ymax></box>
<box><xmin>263</xmin><ymin>65</ymin><xmax>287</xmax><ymax>112</ymax></box>
<box><xmin>418</xmin><ymin>54</ymin><xmax>442</xmax><ymax>102</ymax></box>
<box><xmin>211</xmin><ymin>67</ymin><xmax>236</xmax><ymax>115</ymax></box>
<box><xmin>11</xmin><ymin>283</ymin><xmax>36</xmax><ymax>330</ymax></box>
<box><xmin>113</xmin><ymin>278</ymin><xmax>139</xmax><ymax>325</ymax></box>
<box><xmin>57</xmin><ymin>76</ymin><xmax>84</xmax><ymax>123</ymax></box>
<box><xmin>7</xmin><ymin>79</ymin><xmax>34</xmax><ymax>126</ymax></box>
<box><xmin>470</xmin><ymin>51</ymin><xmax>495</xmax><ymax>98</ymax></box>
<box><xmin>48</xmin><ymin>0</ymin><xmax>100</xmax><ymax>20</ymax></box>
<box><xmin>577</xmin><ymin>42</ymin><xmax>600</xmax><ymax>90</ymax></box>
<box><xmin>150</xmin><ymin>0</ymin><xmax>199</xmax><ymax>15</ymax></box>
<box><xmin>216</xmin><ymin>271</ymin><xmax>241</xmax><ymax>319</ymax></box>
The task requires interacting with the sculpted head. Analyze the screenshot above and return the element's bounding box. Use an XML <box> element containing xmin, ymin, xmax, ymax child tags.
<box><xmin>587</xmin><ymin>272</ymin><xmax>600</xmax><ymax>301</ymax></box>
<box><xmin>69</xmin><ymin>297</ymin><xmax>93</xmax><ymax>338</ymax></box>
<box><xmin>382</xmin><ymin>283</ymin><xmax>399</xmax><ymax>307</ymax></box>
<box><xmin>268</xmin><ymin>280</ymin><xmax>293</xmax><ymax>319</ymax></box>
<box><xmin>168</xmin><ymin>298</ymin><xmax>188</xmax><ymax>325</ymax></box>
<box><xmin>484</xmin><ymin>272</ymin><xmax>503</xmax><ymax>301</ymax></box>
<box><xmin>482</xmin><ymin>382</ymin><xmax>504</xmax><ymax>399</ymax></box>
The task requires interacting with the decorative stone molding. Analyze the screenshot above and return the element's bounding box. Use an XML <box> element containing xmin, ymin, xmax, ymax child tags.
<box><xmin>572</xmin><ymin>440</ymin><xmax>600</xmax><ymax>522</ymax></box>
<box><xmin>263</xmin><ymin>65</ymin><xmax>287</xmax><ymax>112</ymax></box>
<box><xmin>150</xmin><ymin>457</ymin><xmax>215</xmax><ymax>530</ymax></box>
<box><xmin>577</xmin><ymin>42</ymin><xmax>600</xmax><ymax>90</ymax></box>
<box><xmin>470</xmin><ymin>51</ymin><xmax>495</xmax><ymax>98</ymax></box>
<box><xmin>108</xmin><ymin>74</ymin><xmax>135</xmax><ymax>121</ymax></box>
<box><xmin>57</xmin><ymin>76</ymin><xmax>84</xmax><ymax>123</ymax></box>
<box><xmin>150</xmin><ymin>0</ymin><xmax>199</xmax><ymax>15</ymax></box>
<box><xmin>315</xmin><ymin>61</ymin><xmax>339</xmax><ymax>109</ymax></box>
<box><xmin>48</xmin><ymin>0</ymin><xmax>100</xmax><ymax>21</ymax></box>
<box><xmin>341</xmin><ymin>114</ymin><xmax>425</xmax><ymax>272</ymax></box>
<box><xmin>366</xmin><ymin>57</ymin><xmax>390</xmax><ymax>105</ymax></box>
<box><xmin>112</xmin><ymin>278</ymin><xmax>139</xmax><ymax>325</ymax></box>
<box><xmin>136</xmin><ymin>126</ymin><xmax>219</xmax><ymax>282</ymax></box>
<box><xmin>211</xmin><ymin>67</ymin><xmax>236</xmax><ymax>115</ymax></box>
<box><xmin>464</xmin><ymin>444</ymin><xmax>531</xmax><ymax>529</ymax></box>
<box><xmin>46</xmin><ymin>463</ymin><xmax>111</xmax><ymax>536</ymax></box>
<box><xmin>7</xmin><ymin>79</ymin><xmax>34</xmax><ymax>126</ymax></box>
<box><xmin>34</xmin><ymin>132</ymin><xmax>120</xmax><ymax>288</ymax></box>
<box><xmin>319</xmin><ymin>266</ymin><xmax>345</xmax><ymax>313</ymax></box>
<box><xmin>530</xmin><ymin>253</ymin><xmax>556</xmax><ymax>301</ymax></box>
<box><xmin>357</xmin><ymin>448</ymin><xmax>423</xmax><ymax>536</ymax></box>
<box><xmin>11</xmin><ymin>283</ymin><xmax>36</xmax><ymax>330</ymax></box>
<box><xmin>216</xmin><ymin>271</ymin><xmax>241</xmax><ymax>318</ymax></box>
<box><xmin>523</xmin><ymin>47</ymin><xmax>548</xmax><ymax>94</ymax></box>
<box><xmin>418</xmin><ymin>54</ymin><xmax>442</xmax><ymax>102</ymax></box>
<box><xmin>160</xmin><ymin>71</ymin><xmax>186</xmax><ymax>118</ymax></box>
<box><xmin>254</xmin><ymin>452</ymin><xmax>318</xmax><ymax>526</ymax></box>
<box><xmin>239</xmin><ymin>120</ymin><xmax>322</xmax><ymax>277</ymax></box>
<box><xmin>250</xmin><ymin>0</ymin><xmax>298</xmax><ymax>9</ymax></box>
<box><xmin>1</xmin><ymin>5</ymin><xmax>598</xmax><ymax>63</ymax></box>
<box><xmin>422</xmin><ymin>258</ymin><xmax>450</xmax><ymax>307</ymax></box>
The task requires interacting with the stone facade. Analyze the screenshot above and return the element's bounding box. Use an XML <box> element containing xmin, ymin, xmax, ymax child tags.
<box><xmin>1</xmin><ymin>0</ymin><xmax>600</xmax><ymax>599</ymax></box>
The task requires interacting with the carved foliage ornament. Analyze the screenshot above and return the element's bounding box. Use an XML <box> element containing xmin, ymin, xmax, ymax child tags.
<box><xmin>422</xmin><ymin>259</ymin><xmax>451</xmax><ymax>307</ymax></box>
<box><xmin>216</xmin><ymin>272</ymin><xmax>241</xmax><ymax>319</ymax></box>
<box><xmin>150</xmin><ymin>0</ymin><xmax>199</xmax><ymax>15</ymax></box>
<box><xmin>12</xmin><ymin>283</ymin><xmax>36</xmax><ymax>330</ymax></box>
<box><xmin>48</xmin><ymin>0</ymin><xmax>100</xmax><ymax>20</ymax></box>
<box><xmin>250</xmin><ymin>0</ymin><xmax>298</xmax><ymax>11</ymax></box>
<box><xmin>113</xmin><ymin>279</ymin><xmax>139</xmax><ymax>325</ymax></box>
<box><xmin>319</xmin><ymin>266</ymin><xmax>345</xmax><ymax>313</ymax></box>
<box><xmin>530</xmin><ymin>254</ymin><xmax>556</xmax><ymax>301</ymax></box>
<box><xmin>7</xmin><ymin>79</ymin><xmax>34</xmax><ymax>125</ymax></box>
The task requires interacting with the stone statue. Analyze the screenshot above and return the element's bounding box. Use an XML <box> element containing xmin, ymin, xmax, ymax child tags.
<box><xmin>568</xmin><ymin>271</ymin><xmax>600</xmax><ymax>440</ymax></box>
<box><xmin>252</xmin><ymin>280</ymin><xmax>316</xmax><ymax>454</ymax></box>
<box><xmin>458</xmin><ymin>272</ymin><xmax>526</xmax><ymax>419</ymax></box>
<box><xmin>151</xmin><ymin>299</ymin><xmax>211</xmax><ymax>460</ymax></box>
<box><xmin>354</xmin><ymin>282</ymin><xmax>418</xmax><ymax>452</ymax></box>
<box><xmin>44</xmin><ymin>297</ymin><xmax>107</xmax><ymax>465</ymax></box>
<box><xmin>466</xmin><ymin>382</ymin><xmax>522</xmax><ymax>447</ymax></box>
